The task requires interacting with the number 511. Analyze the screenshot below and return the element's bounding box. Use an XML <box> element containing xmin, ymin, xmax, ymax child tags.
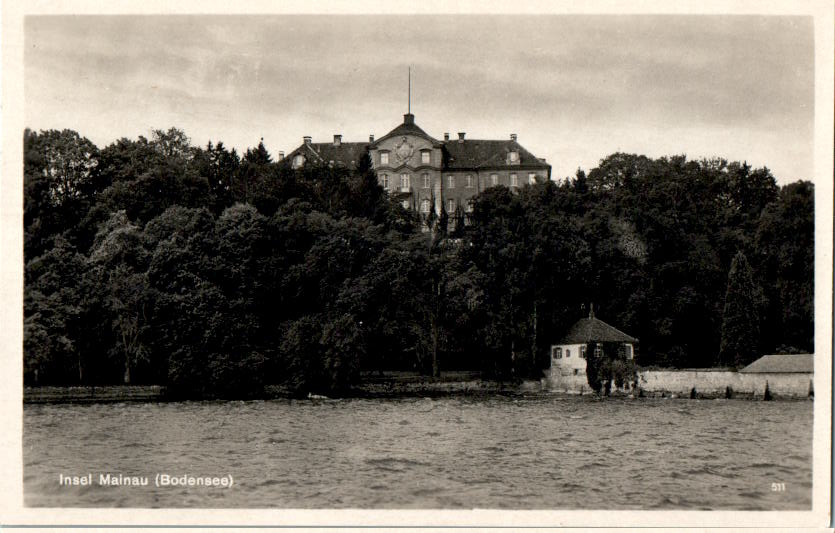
<box><xmin>771</xmin><ymin>482</ymin><xmax>786</xmax><ymax>492</ymax></box>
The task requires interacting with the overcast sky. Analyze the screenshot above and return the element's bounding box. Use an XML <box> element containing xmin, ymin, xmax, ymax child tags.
<box><xmin>25</xmin><ymin>15</ymin><xmax>814</xmax><ymax>183</ymax></box>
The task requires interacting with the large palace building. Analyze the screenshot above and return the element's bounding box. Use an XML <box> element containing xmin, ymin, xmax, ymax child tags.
<box><xmin>278</xmin><ymin>113</ymin><xmax>551</xmax><ymax>216</ymax></box>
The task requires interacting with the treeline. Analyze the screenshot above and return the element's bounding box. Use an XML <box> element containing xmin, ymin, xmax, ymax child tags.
<box><xmin>23</xmin><ymin>128</ymin><xmax>813</xmax><ymax>397</ymax></box>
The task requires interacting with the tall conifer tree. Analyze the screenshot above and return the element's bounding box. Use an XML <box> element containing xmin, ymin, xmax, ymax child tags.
<box><xmin>719</xmin><ymin>251</ymin><xmax>761</xmax><ymax>368</ymax></box>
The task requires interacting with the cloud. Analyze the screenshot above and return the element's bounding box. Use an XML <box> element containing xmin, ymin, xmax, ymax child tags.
<box><xmin>25</xmin><ymin>14</ymin><xmax>814</xmax><ymax>183</ymax></box>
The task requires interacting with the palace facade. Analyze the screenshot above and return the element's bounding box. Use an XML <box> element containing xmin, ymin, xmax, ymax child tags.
<box><xmin>278</xmin><ymin>113</ymin><xmax>552</xmax><ymax>216</ymax></box>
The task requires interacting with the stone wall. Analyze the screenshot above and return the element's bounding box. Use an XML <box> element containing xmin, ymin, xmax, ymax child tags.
<box><xmin>637</xmin><ymin>370</ymin><xmax>813</xmax><ymax>398</ymax></box>
<box><xmin>544</xmin><ymin>367</ymin><xmax>813</xmax><ymax>399</ymax></box>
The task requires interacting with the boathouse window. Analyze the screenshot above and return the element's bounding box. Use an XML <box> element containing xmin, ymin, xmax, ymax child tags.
<box><xmin>552</xmin><ymin>347</ymin><xmax>562</xmax><ymax>359</ymax></box>
<box><xmin>624</xmin><ymin>345</ymin><xmax>633</xmax><ymax>360</ymax></box>
<box><xmin>595</xmin><ymin>344</ymin><xmax>602</xmax><ymax>357</ymax></box>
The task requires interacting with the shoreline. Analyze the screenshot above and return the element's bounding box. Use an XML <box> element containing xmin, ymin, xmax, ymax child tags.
<box><xmin>23</xmin><ymin>379</ymin><xmax>813</xmax><ymax>404</ymax></box>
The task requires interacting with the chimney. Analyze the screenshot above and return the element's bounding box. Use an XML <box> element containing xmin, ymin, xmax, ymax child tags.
<box><xmin>403</xmin><ymin>113</ymin><xmax>415</xmax><ymax>125</ymax></box>
<box><xmin>458</xmin><ymin>132</ymin><xmax>466</xmax><ymax>143</ymax></box>
<box><xmin>303</xmin><ymin>136</ymin><xmax>312</xmax><ymax>145</ymax></box>
<box><xmin>369</xmin><ymin>134</ymin><xmax>375</xmax><ymax>143</ymax></box>
<box><xmin>538</xmin><ymin>157</ymin><xmax>546</xmax><ymax>163</ymax></box>
<box><xmin>444</xmin><ymin>132</ymin><xmax>450</xmax><ymax>141</ymax></box>
<box><xmin>278</xmin><ymin>151</ymin><xmax>285</xmax><ymax>161</ymax></box>
<box><xmin>333</xmin><ymin>134</ymin><xmax>342</xmax><ymax>146</ymax></box>
<box><xmin>510</xmin><ymin>133</ymin><xmax>517</xmax><ymax>142</ymax></box>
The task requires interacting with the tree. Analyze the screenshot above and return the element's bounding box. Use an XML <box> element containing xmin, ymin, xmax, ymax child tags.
<box><xmin>719</xmin><ymin>251</ymin><xmax>761</xmax><ymax>368</ymax></box>
<box><xmin>87</xmin><ymin>211</ymin><xmax>152</xmax><ymax>383</ymax></box>
<box><xmin>754</xmin><ymin>181</ymin><xmax>814</xmax><ymax>353</ymax></box>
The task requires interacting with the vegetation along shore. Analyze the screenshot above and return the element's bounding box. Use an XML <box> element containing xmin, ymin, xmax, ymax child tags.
<box><xmin>24</xmin><ymin>128</ymin><xmax>813</xmax><ymax>399</ymax></box>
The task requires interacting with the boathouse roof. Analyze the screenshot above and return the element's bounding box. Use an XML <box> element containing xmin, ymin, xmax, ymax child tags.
<box><xmin>557</xmin><ymin>315</ymin><xmax>638</xmax><ymax>344</ymax></box>
<box><xmin>739</xmin><ymin>353</ymin><xmax>814</xmax><ymax>373</ymax></box>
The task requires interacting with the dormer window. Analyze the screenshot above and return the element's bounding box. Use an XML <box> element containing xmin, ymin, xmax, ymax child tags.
<box><xmin>380</xmin><ymin>152</ymin><xmax>389</xmax><ymax>165</ymax></box>
<box><xmin>509</xmin><ymin>151</ymin><xmax>519</xmax><ymax>163</ymax></box>
<box><xmin>292</xmin><ymin>154</ymin><xmax>305</xmax><ymax>168</ymax></box>
<box><xmin>421</xmin><ymin>151</ymin><xmax>431</xmax><ymax>164</ymax></box>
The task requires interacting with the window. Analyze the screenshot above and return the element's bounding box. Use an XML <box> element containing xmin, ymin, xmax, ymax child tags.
<box><xmin>580</xmin><ymin>346</ymin><xmax>586</xmax><ymax>359</ymax></box>
<box><xmin>423</xmin><ymin>173</ymin><xmax>430</xmax><ymax>188</ymax></box>
<box><xmin>528</xmin><ymin>173</ymin><xmax>536</xmax><ymax>185</ymax></box>
<box><xmin>490</xmin><ymin>174</ymin><xmax>498</xmax><ymax>186</ymax></box>
<box><xmin>447</xmin><ymin>199</ymin><xmax>456</xmax><ymax>213</ymax></box>
<box><xmin>466</xmin><ymin>201</ymin><xmax>474</xmax><ymax>213</ymax></box>
<box><xmin>594</xmin><ymin>344</ymin><xmax>602</xmax><ymax>357</ymax></box>
<box><xmin>400</xmin><ymin>173</ymin><xmax>410</xmax><ymax>190</ymax></box>
<box><xmin>510</xmin><ymin>173</ymin><xmax>518</xmax><ymax>187</ymax></box>
<box><xmin>573</xmin><ymin>369</ymin><xmax>579</xmax><ymax>375</ymax></box>
<box><xmin>566</xmin><ymin>349</ymin><xmax>571</xmax><ymax>358</ymax></box>
<box><xmin>624</xmin><ymin>345</ymin><xmax>633</xmax><ymax>360</ymax></box>
<box><xmin>380</xmin><ymin>152</ymin><xmax>389</xmax><ymax>165</ymax></box>
<box><xmin>401</xmin><ymin>200</ymin><xmax>410</xmax><ymax>209</ymax></box>
<box><xmin>509</xmin><ymin>151</ymin><xmax>518</xmax><ymax>162</ymax></box>
<box><xmin>381</xmin><ymin>174</ymin><xmax>389</xmax><ymax>189</ymax></box>
<box><xmin>552</xmin><ymin>347</ymin><xmax>562</xmax><ymax>359</ymax></box>
<box><xmin>447</xmin><ymin>175</ymin><xmax>455</xmax><ymax>189</ymax></box>
<box><xmin>421</xmin><ymin>151</ymin><xmax>430</xmax><ymax>164</ymax></box>
<box><xmin>292</xmin><ymin>154</ymin><xmax>304</xmax><ymax>168</ymax></box>
<box><xmin>420</xmin><ymin>198</ymin><xmax>431</xmax><ymax>213</ymax></box>
<box><xmin>466</xmin><ymin>175</ymin><xmax>474</xmax><ymax>188</ymax></box>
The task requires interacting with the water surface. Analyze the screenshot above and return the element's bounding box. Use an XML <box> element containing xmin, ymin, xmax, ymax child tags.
<box><xmin>24</xmin><ymin>395</ymin><xmax>813</xmax><ymax>509</ymax></box>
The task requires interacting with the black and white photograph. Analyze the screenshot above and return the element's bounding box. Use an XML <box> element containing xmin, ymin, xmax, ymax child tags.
<box><xmin>2</xmin><ymin>1</ymin><xmax>832</xmax><ymax>528</ymax></box>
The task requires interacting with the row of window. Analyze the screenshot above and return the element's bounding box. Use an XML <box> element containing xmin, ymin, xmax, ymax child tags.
<box><xmin>416</xmin><ymin>198</ymin><xmax>473</xmax><ymax>214</ymax></box>
<box><xmin>381</xmin><ymin>173</ymin><xmax>538</xmax><ymax>190</ymax></box>
<box><xmin>552</xmin><ymin>345</ymin><xmax>634</xmax><ymax>360</ymax></box>
<box><xmin>380</xmin><ymin>151</ymin><xmax>432</xmax><ymax>166</ymax></box>
<box><xmin>552</xmin><ymin>346</ymin><xmax>591</xmax><ymax>360</ymax></box>
<box><xmin>379</xmin><ymin>151</ymin><xmax>521</xmax><ymax>166</ymax></box>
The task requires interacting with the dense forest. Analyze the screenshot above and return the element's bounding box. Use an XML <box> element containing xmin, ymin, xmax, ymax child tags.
<box><xmin>23</xmin><ymin>128</ymin><xmax>814</xmax><ymax>397</ymax></box>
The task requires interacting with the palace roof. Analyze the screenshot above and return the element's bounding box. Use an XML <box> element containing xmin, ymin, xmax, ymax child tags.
<box><xmin>287</xmin><ymin>141</ymin><xmax>369</xmax><ymax>168</ymax></box>
<box><xmin>371</xmin><ymin>114</ymin><xmax>441</xmax><ymax>147</ymax></box>
<box><xmin>279</xmin><ymin>113</ymin><xmax>551</xmax><ymax>173</ymax></box>
<box><xmin>557</xmin><ymin>316</ymin><xmax>638</xmax><ymax>344</ymax></box>
<box><xmin>443</xmin><ymin>139</ymin><xmax>550</xmax><ymax>170</ymax></box>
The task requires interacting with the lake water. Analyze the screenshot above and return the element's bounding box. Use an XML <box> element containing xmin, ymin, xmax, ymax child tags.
<box><xmin>24</xmin><ymin>395</ymin><xmax>813</xmax><ymax>509</ymax></box>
